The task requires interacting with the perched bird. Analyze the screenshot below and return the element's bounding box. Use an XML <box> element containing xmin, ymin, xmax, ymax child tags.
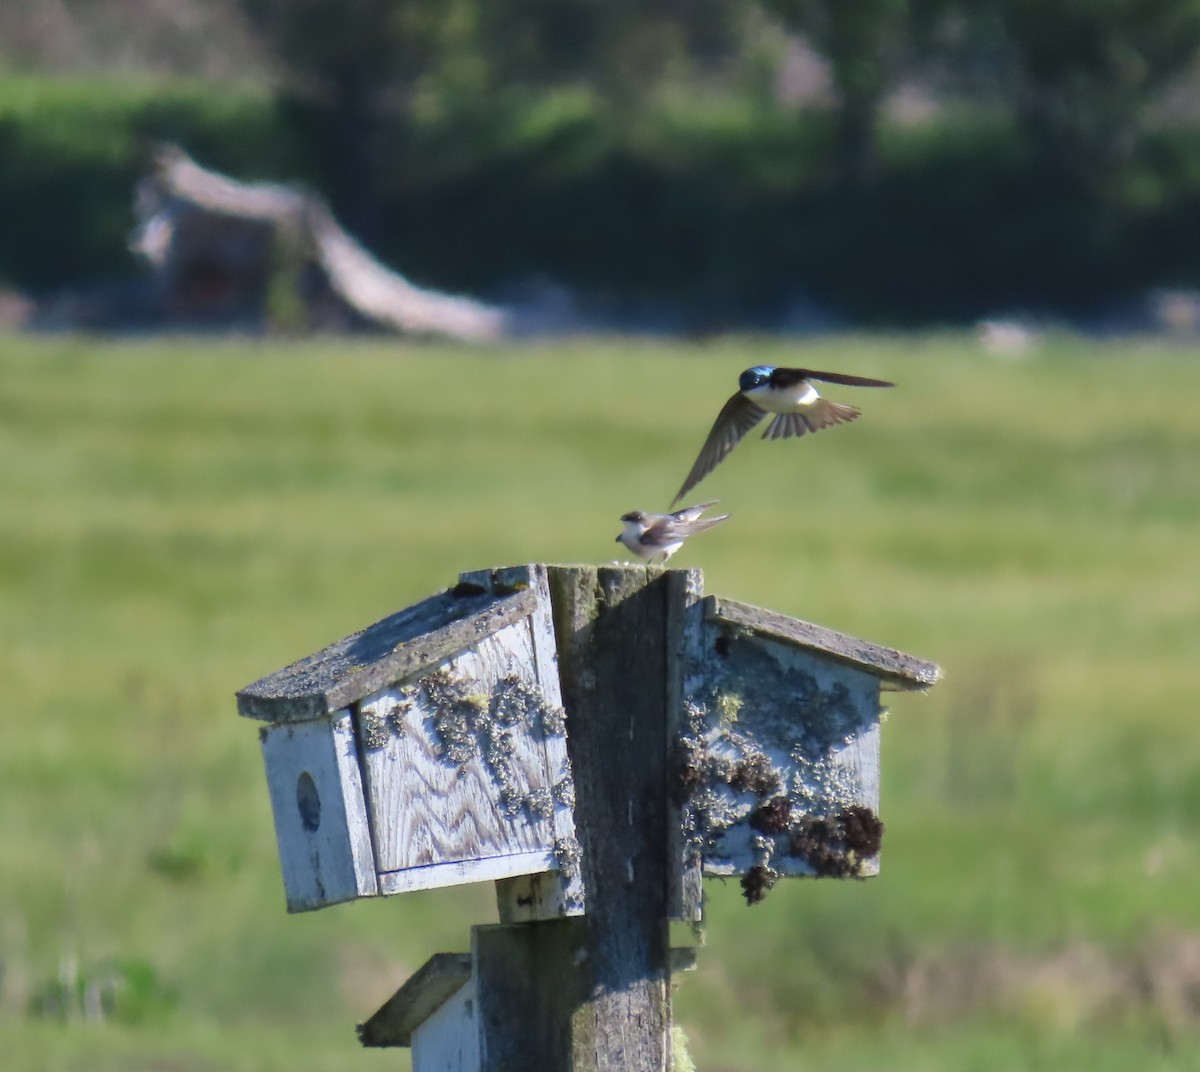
<box><xmin>615</xmin><ymin>501</ymin><xmax>730</xmax><ymax>564</ymax></box>
<box><xmin>673</xmin><ymin>365</ymin><xmax>894</xmax><ymax>504</ymax></box>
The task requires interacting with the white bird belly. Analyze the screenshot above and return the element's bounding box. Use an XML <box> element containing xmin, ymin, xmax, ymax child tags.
<box><xmin>745</xmin><ymin>381</ymin><xmax>819</xmax><ymax>413</ymax></box>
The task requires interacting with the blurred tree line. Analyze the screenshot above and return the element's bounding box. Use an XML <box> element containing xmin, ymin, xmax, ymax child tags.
<box><xmin>5</xmin><ymin>0</ymin><xmax>1200</xmax><ymax>325</ymax></box>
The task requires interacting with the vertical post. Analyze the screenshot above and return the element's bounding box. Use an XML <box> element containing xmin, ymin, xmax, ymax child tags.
<box><xmin>473</xmin><ymin>918</ymin><xmax>591</xmax><ymax>1069</ymax></box>
<box><xmin>550</xmin><ymin>565</ymin><xmax>673</xmax><ymax>1072</ymax></box>
<box><xmin>665</xmin><ymin>567</ymin><xmax>705</xmax><ymax>921</ymax></box>
<box><xmin>469</xmin><ymin>566</ymin><xmax>679</xmax><ymax>1070</ymax></box>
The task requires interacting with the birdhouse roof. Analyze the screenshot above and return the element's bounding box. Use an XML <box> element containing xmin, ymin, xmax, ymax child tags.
<box><xmin>703</xmin><ymin>595</ymin><xmax>940</xmax><ymax>691</ymax></box>
<box><xmin>236</xmin><ymin>566</ymin><xmax>940</xmax><ymax>725</ymax></box>
<box><xmin>236</xmin><ymin>575</ymin><xmax>538</xmax><ymax>723</ymax></box>
<box><xmin>357</xmin><ymin>953</ymin><xmax>473</xmax><ymax>1048</ymax></box>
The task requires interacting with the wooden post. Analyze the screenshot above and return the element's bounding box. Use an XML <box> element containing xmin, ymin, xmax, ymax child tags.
<box><xmin>477</xmin><ymin>565</ymin><xmax>674</xmax><ymax>1072</ymax></box>
<box><xmin>473</xmin><ymin>918</ymin><xmax>591</xmax><ymax>1069</ymax></box>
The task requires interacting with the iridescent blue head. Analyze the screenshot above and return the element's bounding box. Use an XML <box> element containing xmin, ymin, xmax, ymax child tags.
<box><xmin>739</xmin><ymin>365</ymin><xmax>774</xmax><ymax>392</ymax></box>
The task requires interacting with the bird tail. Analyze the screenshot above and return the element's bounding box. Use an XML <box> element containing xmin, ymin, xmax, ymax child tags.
<box><xmin>762</xmin><ymin>399</ymin><xmax>860</xmax><ymax>440</ymax></box>
<box><xmin>682</xmin><ymin>514</ymin><xmax>730</xmax><ymax>536</ymax></box>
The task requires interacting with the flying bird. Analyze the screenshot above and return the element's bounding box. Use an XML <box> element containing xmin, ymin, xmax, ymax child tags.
<box><xmin>673</xmin><ymin>365</ymin><xmax>894</xmax><ymax>504</ymax></box>
<box><xmin>615</xmin><ymin>501</ymin><xmax>730</xmax><ymax>564</ymax></box>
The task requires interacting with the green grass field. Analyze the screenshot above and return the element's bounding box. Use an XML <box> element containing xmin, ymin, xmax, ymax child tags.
<box><xmin>2</xmin><ymin>332</ymin><xmax>1199</xmax><ymax>1070</ymax></box>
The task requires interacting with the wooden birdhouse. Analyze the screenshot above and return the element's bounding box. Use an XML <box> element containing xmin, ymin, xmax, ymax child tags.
<box><xmin>671</xmin><ymin>589</ymin><xmax>939</xmax><ymax>913</ymax></box>
<box><xmin>236</xmin><ymin>564</ymin><xmax>581</xmax><ymax>913</ymax></box>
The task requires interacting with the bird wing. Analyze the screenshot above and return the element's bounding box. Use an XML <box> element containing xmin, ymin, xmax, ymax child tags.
<box><xmin>669</xmin><ymin>499</ymin><xmax>721</xmax><ymax>523</ymax></box>
<box><xmin>647</xmin><ymin>509</ymin><xmax>730</xmax><ymax>544</ymax></box>
<box><xmin>672</xmin><ymin>394</ymin><xmax>766</xmax><ymax>505</ymax></box>
<box><xmin>772</xmin><ymin>367</ymin><xmax>895</xmax><ymax>389</ymax></box>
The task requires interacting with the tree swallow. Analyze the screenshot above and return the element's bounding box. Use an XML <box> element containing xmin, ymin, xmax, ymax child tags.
<box><xmin>673</xmin><ymin>366</ymin><xmax>894</xmax><ymax>504</ymax></box>
<box><xmin>615</xmin><ymin>501</ymin><xmax>730</xmax><ymax>564</ymax></box>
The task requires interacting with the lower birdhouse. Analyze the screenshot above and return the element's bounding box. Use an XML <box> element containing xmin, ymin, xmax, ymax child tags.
<box><xmin>356</xmin><ymin>921</ymin><xmax>699</xmax><ymax>1070</ymax></box>
<box><xmin>237</xmin><ymin>564</ymin><xmax>581</xmax><ymax>912</ymax></box>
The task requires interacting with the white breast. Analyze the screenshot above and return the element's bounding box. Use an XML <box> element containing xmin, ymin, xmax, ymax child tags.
<box><xmin>745</xmin><ymin>380</ymin><xmax>819</xmax><ymax>413</ymax></box>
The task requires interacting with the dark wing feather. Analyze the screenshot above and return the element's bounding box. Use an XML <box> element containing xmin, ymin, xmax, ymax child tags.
<box><xmin>771</xmin><ymin>367</ymin><xmax>894</xmax><ymax>389</ymax></box>
<box><xmin>672</xmin><ymin>394</ymin><xmax>766</xmax><ymax>506</ymax></box>
<box><xmin>646</xmin><ymin>510</ymin><xmax>729</xmax><ymax>544</ymax></box>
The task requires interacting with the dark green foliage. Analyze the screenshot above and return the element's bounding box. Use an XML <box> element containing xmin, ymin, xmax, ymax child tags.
<box><xmin>761</xmin><ymin>0</ymin><xmax>912</xmax><ymax>185</ymax></box>
<box><xmin>984</xmin><ymin>0</ymin><xmax>1200</xmax><ymax>182</ymax></box>
<box><xmin>5</xmin><ymin>76</ymin><xmax>1200</xmax><ymax>323</ymax></box>
<box><xmin>380</xmin><ymin>102</ymin><xmax>1200</xmax><ymax>324</ymax></box>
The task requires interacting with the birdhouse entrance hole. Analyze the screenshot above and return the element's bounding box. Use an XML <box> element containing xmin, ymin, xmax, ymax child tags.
<box><xmin>297</xmin><ymin>771</ymin><xmax>321</xmax><ymax>832</ymax></box>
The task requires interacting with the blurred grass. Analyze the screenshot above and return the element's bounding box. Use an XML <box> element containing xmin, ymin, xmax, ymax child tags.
<box><xmin>1</xmin><ymin>332</ymin><xmax>1199</xmax><ymax>1069</ymax></box>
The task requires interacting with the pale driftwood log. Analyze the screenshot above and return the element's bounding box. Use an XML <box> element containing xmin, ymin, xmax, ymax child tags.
<box><xmin>308</xmin><ymin>203</ymin><xmax>506</xmax><ymax>341</ymax></box>
<box><xmin>133</xmin><ymin>145</ymin><xmax>506</xmax><ymax>341</ymax></box>
<box><xmin>140</xmin><ymin>146</ymin><xmax>307</xmax><ymax>227</ymax></box>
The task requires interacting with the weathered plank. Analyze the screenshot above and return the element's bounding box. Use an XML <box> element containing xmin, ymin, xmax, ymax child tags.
<box><xmin>495</xmin><ymin>871</ymin><xmax>571</xmax><ymax>923</ymax></box>
<box><xmin>357</xmin><ymin>953</ymin><xmax>473</xmax><ymax>1048</ymax></box>
<box><xmin>339</xmin><ymin>564</ymin><xmax>579</xmax><ymax>900</ymax></box>
<box><xmin>473</xmin><ymin>919</ymin><xmax>592</xmax><ymax>1072</ymax></box>
<box><xmin>236</xmin><ymin>582</ymin><xmax>538</xmax><ymax>723</ymax></box>
<box><xmin>377</xmin><ymin>850</ymin><xmax>558</xmax><ymax>897</ymax></box>
<box><xmin>462</xmin><ymin>565</ymin><xmax>584</xmax><ymax>915</ymax></box>
<box><xmin>547</xmin><ymin>565</ymin><xmax>672</xmax><ymax>1072</ymax></box>
<box><xmin>259</xmin><ymin>709</ymin><xmax>378</xmax><ymax>911</ymax></box>
<box><xmin>412</xmin><ymin>975</ymin><xmax>480</xmax><ymax>1072</ymax></box>
<box><xmin>703</xmin><ymin>595</ymin><xmax>941</xmax><ymax>691</ymax></box>
<box><xmin>665</xmin><ymin>568</ymin><xmax>706</xmax><ymax>922</ymax></box>
<box><xmin>355</xmin><ymin>619</ymin><xmax>559</xmax><ymax>873</ymax></box>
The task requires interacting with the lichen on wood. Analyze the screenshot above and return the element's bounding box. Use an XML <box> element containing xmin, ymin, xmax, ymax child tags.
<box><xmin>675</xmin><ymin>625</ymin><xmax>887</xmax><ymax>903</ymax></box>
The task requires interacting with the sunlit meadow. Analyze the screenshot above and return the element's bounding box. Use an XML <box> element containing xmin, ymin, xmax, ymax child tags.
<box><xmin>2</xmin><ymin>332</ymin><xmax>1199</xmax><ymax>1070</ymax></box>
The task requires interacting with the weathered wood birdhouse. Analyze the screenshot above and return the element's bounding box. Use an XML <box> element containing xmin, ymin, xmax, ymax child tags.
<box><xmin>238</xmin><ymin>563</ymin><xmax>939</xmax><ymax>1071</ymax></box>
<box><xmin>236</xmin><ymin>564</ymin><xmax>581</xmax><ymax>913</ymax></box>
<box><xmin>671</xmin><ymin>591</ymin><xmax>938</xmax><ymax>910</ymax></box>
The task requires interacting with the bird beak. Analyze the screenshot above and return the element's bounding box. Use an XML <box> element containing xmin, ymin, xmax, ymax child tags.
<box><xmin>614</xmin><ymin>535</ymin><xmax>622</xmax><ymax>543</ymax></box>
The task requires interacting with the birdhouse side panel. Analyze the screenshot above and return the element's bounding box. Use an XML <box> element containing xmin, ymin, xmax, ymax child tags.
<box><xmin>356</xmin><ymin>615</ymin><xmax>572</xmax><ymax>883</ymax></box>
<box><xmin>411</xmin><ymin>979</ymin><xmax>480</xmax><ymax>1072</ymax></box>
<box><xmin>685</xmin><ymin>626</ymin><xmax>885</xmax><ymax>883</ymax></box>
<box><xmin>260</xmin><ymin>710</ymin><xmax>378</xmax><ymax>912</ymax></box>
